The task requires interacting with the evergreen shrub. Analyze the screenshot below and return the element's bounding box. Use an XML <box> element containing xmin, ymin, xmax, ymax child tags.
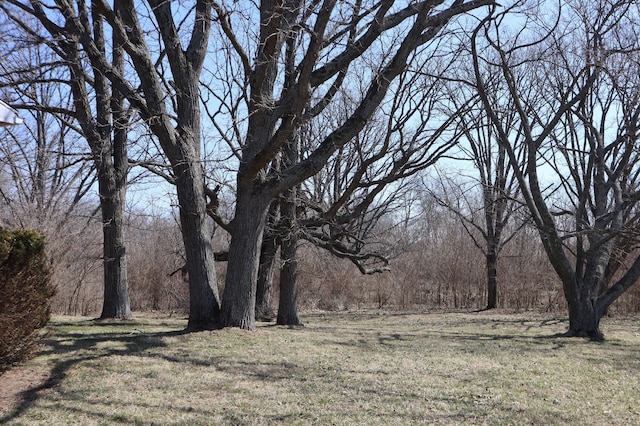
<box><xmin>0</xmin><ymin>229</ymin><xmax>54</xmax><ymax>372</ymax></box>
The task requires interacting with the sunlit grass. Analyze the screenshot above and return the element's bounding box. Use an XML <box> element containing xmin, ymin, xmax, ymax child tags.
<box><xmin>2</xmin><ymin>311</ymin><xmax>639</xmax><ymax>425</ymax></box>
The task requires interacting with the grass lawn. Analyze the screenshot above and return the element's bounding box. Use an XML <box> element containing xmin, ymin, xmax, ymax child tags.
<box><xmin>1</xmin><ymin>311</ymin><xmax>639</xmax><ymax>425</ymax></box>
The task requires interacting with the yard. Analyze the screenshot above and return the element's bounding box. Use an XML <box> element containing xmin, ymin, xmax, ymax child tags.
<box><xmin>1</xmin><ymin>311</ymin><xmax>639</xmax><ymax>425</ymax></box>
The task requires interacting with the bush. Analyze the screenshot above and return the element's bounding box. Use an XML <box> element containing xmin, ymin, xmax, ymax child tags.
<box><xmin>0</xmin><ymin>229</ymin><xmax>54</xmax><ymax>372</ymax></box>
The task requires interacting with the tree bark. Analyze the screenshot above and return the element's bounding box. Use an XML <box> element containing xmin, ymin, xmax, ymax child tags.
<box><xmin>220</xmin><ymin>188</ymin><xmax>271</xmax><ymax>330</ymax></box>
<box><xmin>92</xmin><ymin>7</ymin><xmax>131</xmax><ymax>320</ymax></box>
<box><xmin>115</xmin><ymin>0</ymin><xmax>221</xmax><ymax>330</ymax></box>
<box><xmin>564</xmin><ymin>278</ymin><xmax>603</xmax><ymax>340</ymax></box>
<box><xmin>277</xmin><ymin>185</ymin><xmax>302</xmax><ymax>326</ymax></box>
<box><xmin>485</xmin><ymin>249</ymin><xmax>498</xmax><ymax>310</ymax></box>
<box><xmin>99</xmin><ymin>171</ymin><xmax>130</xmax><ymax>319</ymax></box>
<box><xmin>255</xmin><ymin>229</ymin><xmax>278</xmax><ymax>321</ymax></box>
<box><xmin>176</xmin><ymin>165</ymin><xmax>221</xmax><ymax>330</ymax></box>
<box><xmin>98</xmin><ymin>78</ymin><xmax>130</xmax><ymax>319</ymax></box>
<box><xmin>277</xmin><ymin>234</ymin><xmax>301</xmax><ymax>326</ymax></box>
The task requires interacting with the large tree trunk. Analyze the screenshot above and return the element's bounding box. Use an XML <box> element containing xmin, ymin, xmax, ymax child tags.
<box><xmin>220</xmin><ymin>188</ymin><xmax>271</xmax><ymax>330</ymax></box>
<box><xmin>106</xmin><ymin>0</ymin><xmax>220</xmax><ymax>330</ymax></box>
<box><xmin>174</xmin><ymin>159</ymin><xmax>221</xmax><ymax>331</ymax></box>
<box><xmin>566</xmin><ymin>298</ymin><xmax>602</xmax><ymax>340</ymax></box>
<box><xmin>97</xmin><ymin>19</ymin><xmax>130</xmax><ymax>320</ymax></box>
<box><xmin>98</xmin><ymin>168</ymin><xmax>130</xmax><ymax>319</ymax></box>
<box><xmin>564</xmin><ymin>278</ymin><xmax>603</xmax><ymax>340</ymax></box>
<box><xmin>485</xmin><ymin>249</ymin><xmax>498</xmax><ymax>310</ymax></box>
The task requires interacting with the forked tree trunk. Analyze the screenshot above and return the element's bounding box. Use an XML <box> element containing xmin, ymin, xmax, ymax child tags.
<box><xmin>566</xmin><ymin>298</ymin><xmax>602</xmax><ymax>340</ymax></box>
<box><xmin>564</xmin><ymin>278</ymin><xmax>604</xmax><ymax>340</ymax></box>
<box><xmin>277</xmin><ymin>186</ymin><xmax>301</xmax><ymax>326</ymax></box>
<box><xmin>220</xmin><ymin>189</ymin><xmax>271</xmax><ymax>330</ymax></box>
<box><xmin>97</xmin><ymin>22</ymin><xmax>131</xmax><ymax>320</ymax></box>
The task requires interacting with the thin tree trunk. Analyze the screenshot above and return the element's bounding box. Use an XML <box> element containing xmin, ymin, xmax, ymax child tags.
<box><xmin>485</xmin><ymin>249</ymin><xmax>498</xmax><ymax>310</ymax></box>
<box><xmin>277</xmin><ymin>232</ymin><xmax>302</xmax><ymax>325</ymax></box>
<box><xmin>220</xmin><ymin>188</ymin><xmax>271</xmax><ymax>330</ymax></box>
<box><xmin>256</xmin><ymin>230</ymin><xmax>278</xmax><ymax>321</ymax></box>
<box><xmin>33</xmin><ymin>110</ymin><xmax>46</xmax><ymax>213</ymax></box>
<box><xmin>277</xmin><ymin>235</ymin><xmax>301</xmax><ymax>325</ymax></box>
<box><xmin>277</xmin><ymin>183</ymin><xmax>302</xmax><ymax>326</ymax></box>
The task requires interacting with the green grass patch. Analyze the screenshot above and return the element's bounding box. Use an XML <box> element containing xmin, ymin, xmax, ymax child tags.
<box><xmin>1</xmin><ymin>311</ymin><xmax>639</xmax><ymax>425</ymax></box>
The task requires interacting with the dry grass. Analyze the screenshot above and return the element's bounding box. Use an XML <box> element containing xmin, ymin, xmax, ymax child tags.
<box><xmin>1</xmin><ymin>311</ymin><xmax>639</xmax><ymax>425</ymax></box>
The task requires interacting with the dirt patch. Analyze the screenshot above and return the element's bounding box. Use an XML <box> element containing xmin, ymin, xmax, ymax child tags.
<box><xmin>0</xmin><ymin>367</ymin><xmax>50</xmax><ymax>415</ymax></box>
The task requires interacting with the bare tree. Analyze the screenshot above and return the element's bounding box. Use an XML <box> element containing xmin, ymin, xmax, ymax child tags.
<box><xmin>0</xmin><ymin>5</ymin><xmax>133</xmax><ymax>319</ymax></box>
<box><xmin>102</xmin><ymin>0</ymin><xmax>222</xmax><ymax>330</ymax></box>
<box><xmin>0</xmin><ymin>101</ymin><xmax>105</xmax><ymax>316</ymax></box>
<box><xmin>3</xmin><ymin>0</ymin><xmax>222</xmax><ymax>329</ymax></box>
<box><xmin>431</xmin><ymin>78</ymin><xmax>525</xmax><ymax>309</ymax></box>
<box><xmin>472</xmin><ymin>0</ymin><xmax>640</xmax><ymax>338</ymax></box>
<box><xmin>208</xmin><ymin>0</ymin><xmax>495</xmax><ymax>329</ymax></box>
<box><xmin>235</xmin><ymin>49</ymin><xmax>479</xmax><ymax>325</ymax></box>
<box><xmin>0</xmin><ymin>101</ymin><xmax>93</xmax><ymax>229</ymax></box>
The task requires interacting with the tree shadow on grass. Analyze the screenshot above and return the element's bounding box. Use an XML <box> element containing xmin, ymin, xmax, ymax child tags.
<box><xmin>0</xmin><ymin>320</ymin><xmax>187</xmax><ymax>424</ymax></box>
<box><xmin>321</xmin><ymin>315</ymin><xmax>616</xmax><ymax>354</ymax></box>
<box><xmin>431</xmin><ymin>330</ymin><xmax>574</xmax><ymax>352</ymax></box>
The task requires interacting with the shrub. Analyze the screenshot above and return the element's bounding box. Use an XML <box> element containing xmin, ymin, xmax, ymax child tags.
<box><xmin>0</xmin><ymin>229</ymin><xmax>54</xmax><ymax>372</ymax></box>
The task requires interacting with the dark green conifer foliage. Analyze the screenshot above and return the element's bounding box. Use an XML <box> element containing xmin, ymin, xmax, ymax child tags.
<box><xmin>0</xmin><ymin>229</ymin><xmax>54</xmax><ymax>372</ymax></box>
